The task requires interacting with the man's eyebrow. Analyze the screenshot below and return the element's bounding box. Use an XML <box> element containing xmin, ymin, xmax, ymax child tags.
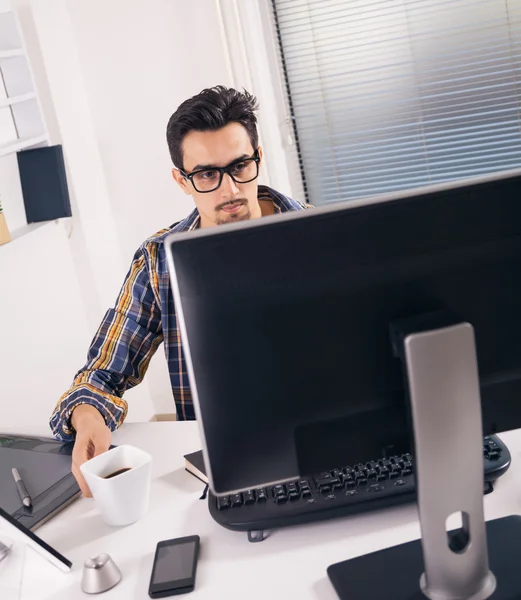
<box><xmin>190</xmin><ymin>154</ymin><xmax>250</xmax><ymax>172</ymax></box>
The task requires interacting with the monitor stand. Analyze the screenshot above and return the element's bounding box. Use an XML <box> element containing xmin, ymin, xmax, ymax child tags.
<box><xmin>328</xmin><ymin>317</ymin><xmax>521</xmax><ymax>600</ymax></box>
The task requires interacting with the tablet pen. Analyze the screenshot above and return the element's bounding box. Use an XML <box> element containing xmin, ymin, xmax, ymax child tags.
<box><xmin>12</xmin><ymin>468</ymin><xmax>32</xmax><ymax>508</ymax></box>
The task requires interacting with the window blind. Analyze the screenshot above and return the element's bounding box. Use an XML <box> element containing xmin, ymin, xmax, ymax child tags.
<box><xmin>272</xmin><ymin>0</ymin><xmax>521</xmax><ymax>205</ymax></box>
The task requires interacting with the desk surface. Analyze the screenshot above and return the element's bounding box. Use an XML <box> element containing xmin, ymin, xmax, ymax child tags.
<box><xmin>5</xmin><ymin>422</ymin><xmax>521</xmax><ymax>599</ymax></box>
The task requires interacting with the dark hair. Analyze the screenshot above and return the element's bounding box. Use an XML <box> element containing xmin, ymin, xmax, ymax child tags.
<box><xmin>166</xmin><ymin>86</ymin><xmax>259</xmax><ymax>169</ymax></box>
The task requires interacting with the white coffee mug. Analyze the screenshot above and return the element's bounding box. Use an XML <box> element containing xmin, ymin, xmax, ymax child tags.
<box><xmin>80</xmin><ymin>445</ymin><xmax>152</xmax><ymax>527</ymax></box>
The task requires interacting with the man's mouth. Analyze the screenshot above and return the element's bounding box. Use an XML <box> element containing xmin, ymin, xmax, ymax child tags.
<box><xmin>218</xmin><ymin>200</ymin><xmax>246</xmax><ymax>214</ymax></box>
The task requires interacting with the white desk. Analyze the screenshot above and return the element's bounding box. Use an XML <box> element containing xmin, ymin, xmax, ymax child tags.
<box><xmin>8</xmin><ymin>423</ymin><xmax>521</xmax><ymax>599</ymax></box>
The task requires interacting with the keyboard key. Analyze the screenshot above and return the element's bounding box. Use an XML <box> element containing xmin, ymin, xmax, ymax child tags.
<box><xmin>390</xmin><ymin>471</ymin><xmax>401</xmax><ymax>479</ymax></box>
<box><xmin>256</xmin><ymin>489</ymin><xmax>268</xmax><ymax>502</ymax></box>
<box><xmin>357</xmin><ymin>478</ymin><xmax>368</xmax><ymax>486</ymax></box>
<box><xmin>377</xmin><ymin>473</ymin><xmax>389</xmax><ymax>481</ymax></box>
<box><xmin>319</xmin><ymin>485</ymin><xmax>332</xmax><ymax>493</ymax></box>
<box><xmin>301</xmin><ymin>489</ymin><xmax>312</xmax><ymax>499</ymax></box>
<box><xmin>275</xmin><ymin>494</ymin><xmax>288</xmax><ymax>504</ymax></box>
<box><xmin>243</xmin><ymin>491</ymin><xmax>256</xmax><ymax>505</ymax></box>
<box><xmin>332</xmin><ymin>469</ymin><xmax>344</xmax><ymax>479</ymax></box>
<box><xmin>402</xmin><ymin>467</ymin><xmax>413</xmax><ymax>476</ymax></box>
<box><xmin>394</xmin><ymin>479</ymin><xmax>407</xmax><ymax>486</ymax></box>
<box><xmin>287</xmin><ymin>483</ymin><xmax>299</xmax><ymax>494</ymax></box>
<box><xmin>333</xmin><ymin>482</ymin><xmax>344</xmax><ymax>490</ymax></box>
<box><xmin>217</xmin><ymin>496</ymin><xmax>230</xmax><ymax>510</ymax></box>
<box><xmin>366</xmin><ymin>469</ymin><xmax>378</xmax><ymax>480</ymax></box>
<box><xmin>298</xmin><ymin>480</ymin><xmax>311</xmax><ymax>489</ymax></box>
<box><xmin>344</xmin><ymin>467</ymin><xmax>355</xmax><ymax>476</ymax></box>
<box><xmin>315</xmin><ymin>477</ymin><xmax>339</xmax><ymax>488</ymax></box>
<box><xmin>289</xmin><ymin>490</ymin><xmax>300</xmax><ymax>501</ymax></box>
<box><xmin>318</xmin><ymin>472</ymin><xmax>332</xmax><ymax>479</ymax></box>
<box><xmin>231</xmin><ymin>493</ymin><xmax>243</xmax><ymax>507</ymax></box>
<box><xmin>272</xmin><ymin>484</ymin><xmax>286</xmax><ymax>497</ymax></box>
<box><xmin>488</xmin><ymin>451</ymin><xmax>500</xmax><ymax>460</ymax></box>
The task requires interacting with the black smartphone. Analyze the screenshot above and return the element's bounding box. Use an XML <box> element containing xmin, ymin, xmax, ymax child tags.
<box><xmin>148</xmin><ymin>535</ymin><xmax>200</xmax><ymax>598</ymax></box>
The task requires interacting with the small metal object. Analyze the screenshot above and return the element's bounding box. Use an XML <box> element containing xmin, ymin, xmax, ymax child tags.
<box><xmin>81</xmin><ymin>553</ymin><xmax>122</xmax><ymax>594</ymax></box>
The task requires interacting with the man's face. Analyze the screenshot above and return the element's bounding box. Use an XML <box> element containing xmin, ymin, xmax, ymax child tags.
<box><xmin>172</xmin><ymin>122</ymin><xmax>263</xmax><ymax>228</ymax></box>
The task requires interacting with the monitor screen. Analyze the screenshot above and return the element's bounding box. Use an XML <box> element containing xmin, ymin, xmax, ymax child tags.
<box><xmin>166</xmin><ymin>170</ymin><xmax>521</xmax><ymax>495</ymax></box>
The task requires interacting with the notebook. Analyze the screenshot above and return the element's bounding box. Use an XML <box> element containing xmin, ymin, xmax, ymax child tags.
<box><xmin>0</xmin><ymin>434</ymin><xmax>80</xmax><ymax>531</ymax></box>
<box><xmin>183</xmin><ymin>450</ymin><xmax>207</xmax><ymax>484</ymax></box>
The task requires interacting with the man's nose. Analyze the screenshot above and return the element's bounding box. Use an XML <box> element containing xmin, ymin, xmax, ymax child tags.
<box><xmin>220</xmin><ymin>173</ymin><xmax>240</xmax><ymax>196</ymax></box>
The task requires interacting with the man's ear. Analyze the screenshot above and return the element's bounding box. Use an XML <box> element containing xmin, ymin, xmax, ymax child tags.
<box><xmin>257</xmin><ymin>146</ymin><xmax>263</xmax><ymax>166</ymax></box>
<box><xmin>172</xmin><ymin>168</ymin><xmax>192</xmax><ymax>196</ymax></box>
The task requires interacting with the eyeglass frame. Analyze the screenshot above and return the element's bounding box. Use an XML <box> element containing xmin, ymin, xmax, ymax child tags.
<box><xmin>178</xmin><ymin>149</ymin><xmax>261</xmax><ymax>193</ymax></box>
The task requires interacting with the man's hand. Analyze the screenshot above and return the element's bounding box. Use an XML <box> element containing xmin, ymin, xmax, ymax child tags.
<box><xmin>71</xmin><ymin>405</ymin><xmax>112</xmax><ymax>497</ymax></box>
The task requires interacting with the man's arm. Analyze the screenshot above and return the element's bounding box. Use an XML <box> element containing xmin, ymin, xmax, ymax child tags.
<box><xmin>50</xmin><ymin>244</ymin><xmax>163</xmax><ymax>442</ymax></box>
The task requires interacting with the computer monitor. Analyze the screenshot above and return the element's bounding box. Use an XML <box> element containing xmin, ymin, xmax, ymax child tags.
<box><xmin>165</xmin><ymin>169</ymin><xmax>521</xmax><ymax>497</ymax></box>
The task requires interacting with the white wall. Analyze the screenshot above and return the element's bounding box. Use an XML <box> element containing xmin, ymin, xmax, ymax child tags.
<box><xmin>0</xmin><ymin>222</ymin><xmax>93</xmax><ymax>428</ymax></box>
<box><xmin>65</xmin><ymin>0</ymin><xmax>232</xmax><ymax>261</ymax></box>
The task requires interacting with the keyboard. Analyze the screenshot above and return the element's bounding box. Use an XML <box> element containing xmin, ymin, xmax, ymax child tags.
<box><xmin>208</xmin><ymin>434</ymin><xmax>511</xmax><ymax>542</ymax></box>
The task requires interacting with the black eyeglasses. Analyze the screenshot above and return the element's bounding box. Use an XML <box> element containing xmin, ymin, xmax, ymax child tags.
<box><xmin>180</xmin><ymin>150</ymin><xmax>260</xmax><ymax>193</ymax></box>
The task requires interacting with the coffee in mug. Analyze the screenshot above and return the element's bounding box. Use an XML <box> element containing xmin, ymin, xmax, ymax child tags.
<box><xmin>103</xmin><ymin>468</ymin><xmax>131</xmax><ymax>479</ymax></box>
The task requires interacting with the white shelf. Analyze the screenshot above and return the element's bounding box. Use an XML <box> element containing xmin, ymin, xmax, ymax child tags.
<box><xmin>0</xmin><ymin>91</ymin><xmax>35</xmax><ymax>108</ymax></box>
<box><xmin>0</xmin><ymin>48</ymin><xmax>22</xmax><ymax>59</ymax></box>
<box><xmin>0</xmin><ymin>133</ymin><xmax>48</xmax><ymax>157</ymax></box>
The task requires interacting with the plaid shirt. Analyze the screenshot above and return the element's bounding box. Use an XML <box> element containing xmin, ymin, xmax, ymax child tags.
<box><xmin>50</xmin><ymin>186</ymin><xmax>309</xmax><ymax>441</ymax></box>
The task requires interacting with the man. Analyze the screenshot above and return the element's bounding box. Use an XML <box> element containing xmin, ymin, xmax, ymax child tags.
<box><xmin>50</xmin><ymin>86</ymin><xmax>310</xmax><ymax>496</ymax></box>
